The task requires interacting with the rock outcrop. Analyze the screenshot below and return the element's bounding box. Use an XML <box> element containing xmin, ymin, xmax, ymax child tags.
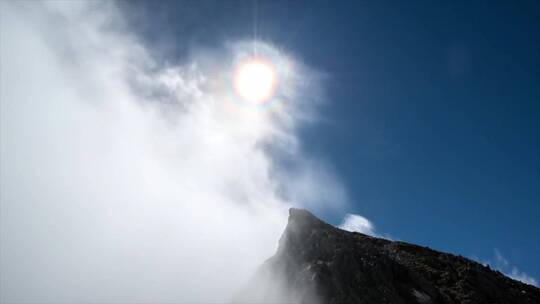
<box><xmin>235</xmin><ymin>208</ymin><xmax>540</xmax><ymax>304</ymax></box>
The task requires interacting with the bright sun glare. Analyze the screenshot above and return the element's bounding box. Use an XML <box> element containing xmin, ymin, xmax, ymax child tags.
<box><xmin>234</xmin><ymin>58</ymin><xmax>277</xmax><ymax>104</ymax></box>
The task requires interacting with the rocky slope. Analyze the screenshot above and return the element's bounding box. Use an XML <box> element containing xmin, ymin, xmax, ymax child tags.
<box><xmin>235</xmin><ymin>208</ymin><xmax>540</xmax><ymax>304</ymax></box>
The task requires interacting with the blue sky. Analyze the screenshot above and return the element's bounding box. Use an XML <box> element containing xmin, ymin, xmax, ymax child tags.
<box><xmin>124</xmin><ymin>0</ymin><xmax>540</xmax><ymax>282</ymax></box>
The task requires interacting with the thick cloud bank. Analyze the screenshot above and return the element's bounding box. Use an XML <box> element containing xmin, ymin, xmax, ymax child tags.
<box><xmin>0</xmin><ymin>2</ymin><xmax>346</xmax><ymax>302</ymax></box>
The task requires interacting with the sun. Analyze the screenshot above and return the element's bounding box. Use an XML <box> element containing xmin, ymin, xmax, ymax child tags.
<box><xmin>234</xmin><ymin>58</ymin><xmax>277</xmax><ymax>104</ymax></box>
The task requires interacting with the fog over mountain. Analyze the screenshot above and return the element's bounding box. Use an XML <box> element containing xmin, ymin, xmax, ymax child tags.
<box><xmin>0</xmin><ymin>2</ymin><xmax>345</xmax><ymax>302</ymax></box>
<box><xmin>2</xmin><ymin>2</ymin><xmax>538</xmax><ymax>303</ymax></box>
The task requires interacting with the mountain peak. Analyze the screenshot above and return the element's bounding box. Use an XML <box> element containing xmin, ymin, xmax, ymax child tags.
<box><xmin>288</xmin><ymin>207</ymin><xmax>314</xmax><ymax>220</ymax></box>
<box><xmin>287</xmin><ymin>208</ymin><xmax>331</xmax><ymax>229</ymax></box>
<box><xmin>237</xmin><ymin>209</ymin><xmax>540</xmax><ymax>304</ymax></box>
<box><xmin>278</xmin><ymin>208</ymin><xmax>339</xmax><ymax>255</ymax></box>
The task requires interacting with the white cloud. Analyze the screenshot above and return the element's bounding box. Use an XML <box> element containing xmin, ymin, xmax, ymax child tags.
<box><xmin>494</xmin><ymin>249</ymin><xmax>510</xmax><ymax>268</ymax></box>
<box><xmin>339</xmin><ymin>213</ymin><xmax>376</xmax><ymax>236</ymax></box>
<box><xmin>494</xmin><ymin>250</ymin><xmax>538</xmax><ymax>286</ymax></box>
<box><xmin>508</xmin><ymin>267</ymin><xmax>538</xmax><ymax>287</ymax></box>
<box><xmin>0</xmin><ymin>2</ymin><xmax>346</xmax><ymax>303</ymax></box>
<box><xmin>483</xmin><ymin>250</ymin><xmax>538</xmax><ymax>287</ymax></box>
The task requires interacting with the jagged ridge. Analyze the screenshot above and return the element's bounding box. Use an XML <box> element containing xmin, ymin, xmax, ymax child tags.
<box><xmin>236</xmin><ymin>208</ymin><xmax>540</xmax><ymax>304</ymax></box>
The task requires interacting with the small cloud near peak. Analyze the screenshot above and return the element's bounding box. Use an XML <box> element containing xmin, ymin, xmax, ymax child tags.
<box><xmin>339</xmin><ymin>213</ymin><xmax>376</xmax><ymax>236</ymax></box>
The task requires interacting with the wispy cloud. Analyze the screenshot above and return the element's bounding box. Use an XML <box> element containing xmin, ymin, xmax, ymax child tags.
<box><xmin>474</xmin><ymin>250</ymin><xmax>538</xmax><ymax>287</ymax></box>
<box><xmin>507</xmin><ymin>267</ymin><xmax>538</xmax><ymax>287</ymax></box>
<box><xmin>493</xmin><ymin>250</ymin><xmax>538</xmax><ymax>286</ymax></box>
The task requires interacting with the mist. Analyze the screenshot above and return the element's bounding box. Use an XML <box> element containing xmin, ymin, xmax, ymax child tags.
<box><xmin>0</xmin><ymin>2</ymin><xmax>345</xmax><ymax>302</ymax></box>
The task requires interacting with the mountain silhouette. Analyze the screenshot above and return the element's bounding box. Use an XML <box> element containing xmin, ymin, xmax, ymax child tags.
<box><xmin>235</xmin><ymin>208</ymin><xmax>540</xmax><ymax>304</ymax></box>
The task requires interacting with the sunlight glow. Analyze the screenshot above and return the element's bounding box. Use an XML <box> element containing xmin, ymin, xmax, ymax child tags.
<box><xmin>234</xmin><ymin>59</ymin><xmax>277</xmax><ymax>104</ymax></box>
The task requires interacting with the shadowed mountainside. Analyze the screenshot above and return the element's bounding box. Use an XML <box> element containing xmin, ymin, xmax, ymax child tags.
<box><xmin>235</xmin><ymin>208</ymin><xmax>540</xmax><ymax>304</ymax></box>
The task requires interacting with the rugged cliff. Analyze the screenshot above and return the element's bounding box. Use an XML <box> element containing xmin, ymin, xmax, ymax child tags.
<box><xmin>236</xmin><ymin>208</ymin><xmax>540</xmax><ymax>304</ymax></box>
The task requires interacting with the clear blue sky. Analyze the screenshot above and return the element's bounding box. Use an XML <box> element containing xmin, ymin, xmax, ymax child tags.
<box><xmin>124</xmin><ymin>0</ymin><xmax>540</xmax><ymax>282</ymax></box>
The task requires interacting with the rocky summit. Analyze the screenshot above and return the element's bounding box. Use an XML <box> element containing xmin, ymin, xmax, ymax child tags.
<box><xmin>235</xmin><ymin>208</ymin><xmax>540</xmax><ymax>304</ymax></box>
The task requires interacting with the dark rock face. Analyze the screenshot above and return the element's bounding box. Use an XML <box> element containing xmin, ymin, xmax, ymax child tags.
<box><xmin>236</xmin><ymin>208</ymin><xmax>540</xmax><ymax>304</ymax></box>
